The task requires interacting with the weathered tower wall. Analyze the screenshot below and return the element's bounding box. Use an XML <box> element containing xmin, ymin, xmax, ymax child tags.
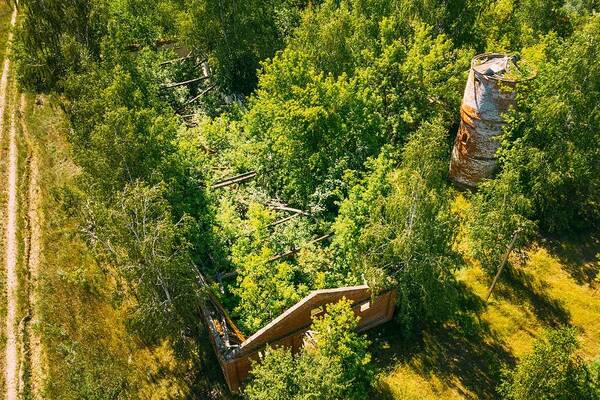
<box><xmin>449</xmin><ymin>53</ymin><xmax>523</xmax><ymax>188</ymax></box>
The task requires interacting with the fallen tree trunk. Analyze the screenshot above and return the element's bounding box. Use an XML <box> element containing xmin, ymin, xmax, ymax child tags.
<box><xmin>185</xmin><ymin>84</ymin><xmax>216</xmax><ymax>105</ymax></box>
<box><xmin>268</xmin><ymin>233</ymin><xmax>333</xmax><ymax>262</ymax></box>
<box><xmin>159</xmin><ymin>53</ymin><xmax>193</xmax><ymax>66</ymax></box>
<box><xmin>485</xmin><ymin>228</ymin><xmax>522</xmax><ymax>303</ymax></box>
<box><xmin>211</xmin><ymin>171</ymin><xmax>257</xmax><ymax>189</ymax></box>
<box><xmin>162</xmin><ymin>76</ymin><xmax>209</xmax><ymax>89</ymax></box>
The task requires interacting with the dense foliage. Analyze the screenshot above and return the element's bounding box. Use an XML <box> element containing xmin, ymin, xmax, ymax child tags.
<box><xmin>242</xmin><ymin>14</ymin><xmax>469</xmax><ymax>208</ymax></box>
<box><xmin>182</xmin><ymin>0</ymin><xmax>306</xmax><ymax>94</ymax></box>
<box><xmin>466</xmin><ymin>170</ymin><xmax>535</xmax><ymax>274</ymax></box>
<box><xmin>13</xmin><ymin>0</ymin><xmax>599</xmax><ymax>397</ymax></box>
<box><xmin>332</xmin><ymin>120</ymin><xmax>460</xmax><ymax>334</ymax></box>
<box><xmin>498</xmin><ymin>327</ymin><xmax>600</xmax><ymax>400</ymax></box>
<box><xmin>244</xmin><ymin>299</ymin><xmax>373</xmax><ymax>400</ymax></box>
<box><xmin>500</xmin><ymin>15</ymin><xmax>600</xmax><ymax>233</ymax></box>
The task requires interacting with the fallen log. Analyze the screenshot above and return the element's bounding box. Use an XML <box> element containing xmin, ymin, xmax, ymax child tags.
<box><xmin>267</xmin><ymin>204</ymin><xmax>311</xmax><ymax>216</ymax></box>
<box><xmin>268</xmin><ymin>233</ymin><xmax>333</xmax><ymax>262</ymax></box>
<box><xmin>162</xmin><ymin>75</ymin><xmax>210</xmax><ymax>89</ymax></box>
<box><xmin>269</xmin><ymin>213</ymin><xmax>300</xmax><ymax>227</ymax></box>
<box><xmin>211</xmin><ymin>171</ymin><xmax>257</xmax><ymax>189</ymax></box>
<box><xmin>186</xmin><ymin>84</ymin><xmax>216</xmax><ymax>105</ymax></box>
<box><xmin>159</xmin><ymin>53</ymin><xmax>193</xmax><ymax>66</ymax></box>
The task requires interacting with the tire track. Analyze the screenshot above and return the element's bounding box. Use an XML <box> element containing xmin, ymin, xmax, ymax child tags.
<box><xmin>1</xmin><ymin>5</ymin><xmax>19</xmax><ymax>400</ymax></box>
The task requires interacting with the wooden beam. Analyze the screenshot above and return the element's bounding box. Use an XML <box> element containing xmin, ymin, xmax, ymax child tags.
<box><xmin>206</xmin><ymin>289</ymin><xmax>246</xmax><ymax>342</ymax></box>
<box><xmin>269</xmin><ymin>213</ymin><xmax>300</xmax><ymax>227</ymax></box>
<box><xmin>162</xmin><ymin>75</ymin><xmax>209</xmax><ymax>89</ymax></box>
<box><xmin>211</xmin><ymin>171</ymin><xmax>257</xmax><ymax>189</ymax></box>
<box><xmin>268</xmin><ymin>205</ymin><xmax>310</xmax><ymax>216</ymax></box>
<box><xmin>185</xmin><ymin>84</ymin><xmax>216</xmax><ymax>105</ymax></box>
<box><xmin>485</xmin><ymin>228</ymin><xmax>522</xmax><ymax>303</ymax></box>
<box><xmin>194</xmin><ymin>265</ymin><xmax>246</xmax><ymax>342</ymax></box>
<box><xmin>159</xmin><ymin>53</ymin><xmax>193</xmax><ymax>66</ymax></box>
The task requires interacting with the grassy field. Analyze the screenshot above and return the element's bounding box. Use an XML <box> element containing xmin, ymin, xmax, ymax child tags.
<box><xmin>22</xmin><ymin>93</ymin><xmax>141</xmax><ymax>398</ymax></box>
<box><xmin>370</xmin><ymin>195</ymin><xmax>599</xmax><ymax>400</ymax></box>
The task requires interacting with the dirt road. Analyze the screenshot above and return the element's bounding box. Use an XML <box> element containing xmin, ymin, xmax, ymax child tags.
<box><xmin>2</xmin><ymin>6</ymin><xmax>19</xmax><ymax>400</ymax></box>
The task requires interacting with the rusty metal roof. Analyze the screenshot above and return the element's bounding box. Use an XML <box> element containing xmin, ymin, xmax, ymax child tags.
<box><xmin>471</xmin><ymin>53</ymin><xmax>536</xmax><ymax>83</ymax></box>
<box><xmin>473</xmin><ymin>55</ymin><xmax>512</xmax><ymax>77</ymax></box>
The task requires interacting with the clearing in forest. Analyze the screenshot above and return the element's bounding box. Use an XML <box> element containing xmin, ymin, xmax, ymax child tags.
<box><xmin>372</xmin><ymin>228</ymin><xmax>599</xmax><ymax>400</ymax></box>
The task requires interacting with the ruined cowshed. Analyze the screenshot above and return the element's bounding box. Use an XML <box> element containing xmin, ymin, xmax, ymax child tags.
<box><xmin>449</xmin><ymin>53</ymin><xmax>531</xmax><ymax>188</ymax></box>
<box><xmin>201</xmin><ymin>284</ymin><xmax>396</xmax><ymax>392</ymax></box>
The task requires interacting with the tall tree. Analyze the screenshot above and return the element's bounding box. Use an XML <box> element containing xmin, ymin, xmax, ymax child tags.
<box><xmin>82</xmin><ymin>182</ymin><xmax>201</xmax><ymax>344</ymax></box>
<box><xmin>244</xmin><ymin>298</ymin><xmax>373</xmax><ymax>400</ymax></box>
<box><xmin>500</xmin><ymin>15</ymin><xmax>600</xmax><ymax>233</ymax></box>
<box><xmin>334</xmin><ymin>119</ymin><xmax>461</xmax><ymax>335</ymax></box>
<box><xmin>182</xmin><ymin>0</ymin><xmax>305</xmax><ymax>94</ymax></box>
<box><xmin>498</xmin><ymin>327</ymin><xmax>600</xmax><ymax>400</ymax></box>
<box><xmin>243</xmin><ymin>49</ymin><xmax>384</xmax><ymax>209</ymax></box>
<box><xmin>466</xmin><ymin>170</ymin><xmax>535</xmax><ymax>275</ymax></box>
<box><xmin>16</xmin><ymin>0</ymin><xmax>108</xmax><ymax>90</ymax></box>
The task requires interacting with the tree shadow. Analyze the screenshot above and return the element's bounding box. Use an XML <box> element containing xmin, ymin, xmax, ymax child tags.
<box><xmin>544</xmin><ymin>234</ymin><xmax>599</xmax><ymax>286</ymax></box>
<box><xmin>188</xmin><ymin>323</ymin><xmax>235</xmax><ymax>399</ymax></box>
<box><xmin>368</xmin><ymin>238</ymin><xmax>591</xmax><ymax>399</ymax></box>
<box><xmin>369</xmin><ymin>283</ymin><xmax>515</xmax><ymax>400</ymax></box>
<box><xmin>494</xmin><ymin>266</ymin><xmax>571</xmax><ymax>327</ymax></box>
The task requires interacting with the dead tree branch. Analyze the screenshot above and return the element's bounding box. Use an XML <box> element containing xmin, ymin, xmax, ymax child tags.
<box><xmin>485</xmin><ymin>228</ymin><xmax>523</xmax><ymax>303</ymax></box>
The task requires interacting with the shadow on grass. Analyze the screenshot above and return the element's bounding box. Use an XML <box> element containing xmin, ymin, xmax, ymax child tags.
<box><xmin>494</xmin><ymin>266</ymin><xmax>571</xmax><ymax>327</ymax></box>
<box><xmin>370</xmin><ymin>283</ymin><xmax>515</xmax><ymax>400</ymax></box>
<box><xmin>545</xmin><ymin>234</ymin><xmax>599</xmax><ymax>286</ymax></box>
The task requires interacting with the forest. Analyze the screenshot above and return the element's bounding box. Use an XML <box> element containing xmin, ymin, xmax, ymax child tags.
<box><xmin>0</xmin><ymin>0</ymin><xmax>598</xmax><ymax>399</ymax></box>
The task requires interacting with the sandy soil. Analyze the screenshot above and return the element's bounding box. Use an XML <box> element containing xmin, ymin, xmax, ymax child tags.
<box><xmin>2</xmin><ymin>6</ymin><xmax>19</xmax><ymax>400</ymax></box>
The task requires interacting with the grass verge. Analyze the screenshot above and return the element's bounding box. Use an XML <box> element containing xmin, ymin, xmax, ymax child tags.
<box><xmin>22</xmin><ymin>93</ymin><xmax>231</xmax><ymax>399</ymax></box>
<box><xmin>0</xmin><ymin>8</ymin><xmax>15</xmax><ymax>393</ymax></box>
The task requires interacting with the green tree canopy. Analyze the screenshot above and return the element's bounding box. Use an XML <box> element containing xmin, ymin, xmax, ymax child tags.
<box><xmin>244</xmin><ymin>298</ymin><xmax>373</xmax><ymax>400</ymax></box>
<box><xmin>466</xmin><ymin>170</ymin><xmax>535</xmax><ymax>275</ymax></box>
<box><xmin>498</xmin><ymin>327</ymin><xmax>600</xmax><ymax>400</ymax></box>
<box><xmin>82</xmin><ymin>182</ymin><xmax>201</xmax><ymax>344</ymax></box>
<box><xmin>500</xmin><ymin>14</ymin><xmax>600</xmax><ymax>233</ymax></box>
<box><xmin>333</xmin><ymin>119</ymin><xmax>460</xmax><ymax>334</ymax></box>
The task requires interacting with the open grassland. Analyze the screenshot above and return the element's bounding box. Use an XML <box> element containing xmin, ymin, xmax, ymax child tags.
<box><xmin>371</xmin><ymin>195</ymin><xmax>599</xmax><ymax>400</ymax></box>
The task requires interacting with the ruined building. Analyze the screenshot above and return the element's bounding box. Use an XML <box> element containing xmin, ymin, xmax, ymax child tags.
<box><xmin>449</xmin><ymin>53</ymin><xmax>534</xmax><ymax>188</ymax></box>
<box><xmin>200</xmin><ymin>281</ymin><xmax>396</xmax><ymax>392</ymax></box>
